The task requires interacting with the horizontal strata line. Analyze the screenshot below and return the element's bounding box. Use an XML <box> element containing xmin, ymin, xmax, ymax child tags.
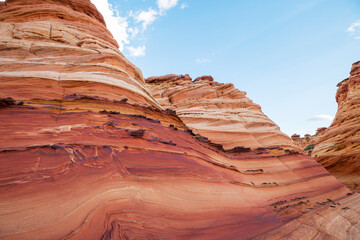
<box><xmin>178</xmin><ymin>111</ymin><xmax>268</xmax><ymax>115</ymax></box>
<box><xmin>0</xmin><ymin>71</ymin><xmax>161</xmax><ymax>108</ymax></box>
<box><xmin>0</xmin><ymin>144</ymin><xmax>329</xmax><ymax>179</ymax></box>
<box><xmin>179</xmin><ymin>127</ymin><xmax>285</xmax><ymax>134</ymax></box>
<box><xmin>125</xmin><ymin>147</ymin><xmax>325</xmax><ymax>176</ymax></box>
<box><xmin>0</xmin><ymin>59</ymin><xmax>150</xmax><ymax>92</ymax></box>
<box><xmin>0</xmin><ymin>58</ymin><xmax>134</xmax><ymax>80</ymax></box>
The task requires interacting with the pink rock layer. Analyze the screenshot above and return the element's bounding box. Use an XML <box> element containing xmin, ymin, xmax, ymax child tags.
<box><xmin>312</xmin><ymin>61</ymin><xmax>360</xmax><ymax>192</ymax></box>
<box><xmin>146</xmin><ymin>74</ymin><xmax>297</xmax><ymax>150</ymax></box>
<box><xmin>0</xmin><ymin>0</ymin><xmax>358</xmax><ymax>239</ymax></box>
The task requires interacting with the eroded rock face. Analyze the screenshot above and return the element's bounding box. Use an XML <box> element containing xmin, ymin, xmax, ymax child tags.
<box><xmin>0</xmin><ymin>1</ymin><xmax>358</xmax><ymax>239</ymax></box>
<box><xmin>0</xmin><ymin>0</ymin><xmax>159</xmax><ymax>108</ymax></box>
<box><xmin>291</xmin><ymin>133</ymin><xmax>322</xmax><ymax>156</ymax></box>
<box><xmin>313</xmin><ymin>61</ymin><xmax>360</xmax><ymax>192</ymax></box>
<box><xmin>146</xmin><ymin>75</ymin><xmax>297</xmax><ymax>150</ymax></box>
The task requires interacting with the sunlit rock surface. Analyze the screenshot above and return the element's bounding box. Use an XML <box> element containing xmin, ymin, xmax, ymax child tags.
<box><xmin>146</xmin><ymin>74</ymin><xmax>296</xmax><ymax>150</ymax></box>
<box><xmin>313</xmin><ymin>61</ymin><xmax>360</xmax><ymax>192</ymax></box>
<box><xmin>0</xmin><ymin>0</ymin><xmax>358</xmax><ymax>239</ymax></box>
<box><xmin>0</xmin><ymin>0</ymin><xmax>159</xmax><ymax>108</ymax></box>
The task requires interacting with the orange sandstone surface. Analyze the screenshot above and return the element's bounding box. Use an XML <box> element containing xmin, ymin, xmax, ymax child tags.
<box><xmin>146</xmin><ymin>74</ymin><xmax>296</xmax><ymax>150</ymax></box>
<box><xmin>0</xmin><ymin>0</ymin><xmax>359</xmax><ymax>239</ymax></box>
<box><xmin>313</xmin><ymin>61</ymin><xmax>360</xmax><ymax>192</ymax></box>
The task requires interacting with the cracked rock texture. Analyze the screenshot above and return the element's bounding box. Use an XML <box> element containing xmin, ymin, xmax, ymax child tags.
<box><xmin>0</xmin><ymin>0</ymin><xmax>359</xmax><ymax>239</ymax></box>
<box><xmin>255</xmin><ymin>193</ymin><xmax>360</xmax><ymax>240</ymax></box>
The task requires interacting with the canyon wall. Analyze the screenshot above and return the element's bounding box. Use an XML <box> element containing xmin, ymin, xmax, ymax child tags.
<box><xmin>290</xmin><ymin>128</ymin><xmax>327</xmax><ymax>155</ymax></box>
<box><xmin>0</xmin><ymin>0</ymin><xmax>358</xmax><ymax>239</ymax></box>
<box><xmin>313</xmin><ymin>61</ymin><xmax>360</xmax><ymax>192</ymax></box>
<box><xmin>146</xmin><ymin>74</ymin><xmax>296</xmax><ymax>150</ymax></box>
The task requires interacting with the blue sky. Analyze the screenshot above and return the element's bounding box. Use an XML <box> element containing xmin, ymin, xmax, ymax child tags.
<box><xmin>91</xmin><ymin>0</ymin><xmax>360</xmax><ymax>137</ymax></box>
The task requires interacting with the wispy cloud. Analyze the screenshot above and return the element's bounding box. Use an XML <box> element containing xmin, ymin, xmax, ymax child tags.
<box><xmin>196</xmin><ymin>58</ymin><xmax>212</xmax><ymax>64</ymax></box>
<box><xmin>132</xmin><ymin>8</ymin><xmax>158</xmax><ymax>30</ymax></box>
<box><xmin>128</xmin><ymin>27</ymin><xmax>139</xmax><ymax>38</ymax></box>
<box><xmin>347</xmin><ymin>20</ymin><xmax>360</xmax><ymax>39</ymax></box>
<box><xmin>157</xmin><ymin>0</ymin><xmax>178</xmax><ymax>14</ymax></box>
<box><xmin>90</xmin><ymin>0</ymin><xmax>129</xmax><ymax>51</ymax></box>
<box><xmin>308</xmin><ymin>114</ymin><xmax>334</xmax><ymax>121</ymax></box>
<box><xmin>91</xmin><ymin>0</ymin><xmax>179</xmax><ymax>57</ymax></box>
<box><xmin>127</xmin><ymin>45</ymin><xmax>146</xmax><ymax>57</ymax></box>
<box><xmin>180</xmin><ymin>3</ymin><xmax>188</xmax><ymax>9</ymax></box>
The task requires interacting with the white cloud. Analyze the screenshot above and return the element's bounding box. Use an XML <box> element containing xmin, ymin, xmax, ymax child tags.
<box><xmin>308</xmin><ymin>114</ymin><xmax>334</xmax><ymax>121</ymax></box>
<box><xmin>90</xmin><ymin>0</ymin><xmax>178</xmax><ymax>57</ymax></box>
<box><xmin>133</xmin><ymin>8</ymin><xmax>158</xmax><ymax>30</ymax></box>
<box><xmin>196</xmin><ymin>58</ymin><xmax>212</xmax><ymax>64</ymax></box>
<box><xmin>180</xmin><ymin>3</ymin><xmax>188</xmax><ymax>9</ymax></box>
<box><xmin>347</xmin><ymin>20</ymin><xmax>360</xmax><ymax>32</ymax></box>
<box><xmin>127</xmin><ymin>45</ymin><xmax>146</xmax><ymax>57</ymax></box>
<box><xmin>90</xmin><ymin>0</ymin><xmax>129</xmax><ymax>51</ymax></box>
<box><xmin>347</xmin><ymin>20</ymin><xmax>360</xmax><ymax>39</ymax></box>
<box><xmin>128</xmin><ymin>27</ymin><xmax>139</xmax><ymax>38</ymax></box>
<box><xmin>157</xmin><ymin>0</ymin><xmax>178</xmax><ymax>14</ymax></box>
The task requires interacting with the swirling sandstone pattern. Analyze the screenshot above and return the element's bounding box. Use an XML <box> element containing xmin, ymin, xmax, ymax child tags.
<box><xmin>0</xmin><ymin>0</ymin><xmax>359</xmax><ymax>239</ymax></box>
<box><xmin>146</xmin><ymin>75</ymin><xmax>296</xmax><ymax>150</ymax></box>
<box><xmin>313</xmin><ymin>61</ymin><xmax>360</xmax><ymax>192</ymax></box>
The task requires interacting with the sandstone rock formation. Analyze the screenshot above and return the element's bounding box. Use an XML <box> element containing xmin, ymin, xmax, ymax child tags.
<box><xmin>0</xmin><ymin>0</ymin><xmax>159</xmax><ymax>108</ymax></box>
<box><xmin>291</xmin><ymin>132</ymin><xmax>321</xmax><ymax>155</ymax></box>
<box><xmin>146</xmin><ymin>74</ymin><xmax>297</xmax><ymax>150</ymax></box>
<box><xmin>313</xmin><ymin>61</ymin><xmax>360</xmax><ymax>192</ymax></box>
<box><xmin>0</xmin><ymin>0</ymin><xmax>358</xmax><ymax>239</ymax></box>
<box><xmin>255</xmin><ymin>192</ymin><xmax>360</xmax><ymax>240</ymax></box>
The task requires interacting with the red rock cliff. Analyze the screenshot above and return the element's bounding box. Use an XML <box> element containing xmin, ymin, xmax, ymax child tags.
<box><xmin>146</xmin><ymin>74</ymin><xmax>296</xmax><ymax>150</ymax></box>
<box><xmin>313</xmin><ymin>61</ymin><xmax>360</xmax><ymax>192</ymax></box>
<box><xmin>0</xmin><ymin>1</ymin><xmax>359</xmax><ymax>239</ymax></box>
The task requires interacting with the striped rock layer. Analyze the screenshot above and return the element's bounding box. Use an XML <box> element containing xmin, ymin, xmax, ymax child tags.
<box><xmin>0</xmin><ymin>0</ymin><xmax>359</xmax><ymax>239</ymax></box>
<box><xmin>146</xmin><ymin>74</ymin><xmax>296</xmax><ymax>150</ymax></box>
<box><xmin>313</xmin><ymin>61</ymin><xmax>360</xmax><ymax>192</ymax></box>
<box><xmin>0</xmin><ymin>0</ymin><xmax>159</xmax><ymax>108</ymax></box>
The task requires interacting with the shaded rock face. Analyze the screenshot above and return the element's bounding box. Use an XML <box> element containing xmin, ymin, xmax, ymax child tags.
<box><xmin>0</xmin><ymin>1</ymin><xmax>358</xmax><ymax>239</ymax></box>
<box><xmin>313</xmin><ymin>61</ymin><xmax>360</xmax><ymax>192</ymax></box>
<box><xmin>146</xmin><ymin>74</ymin><xmax>192</xmax><ymax>83</ymax></box>
<box><xmin>146</xmin><ymin>75</ymin><xmax>297</xmax><ymax>150</ymax></box>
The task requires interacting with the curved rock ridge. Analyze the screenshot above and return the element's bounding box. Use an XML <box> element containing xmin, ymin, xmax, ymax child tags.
<box><xmin>2</xmin><ymin>98</ymin><xmax>354</xmax><ymax>239</ymax></box>
<box><xmin>146</xmin><ymin>74</ymin><xmax>192</xmax><ymax>83</ymax></box>
<box><xmin>0</xmin><ymin>0</ymin><xmax>160</xmax><ymax>108</ymax></box>
<box><xmin>146</xmin><ymin>74</ymin><xmax>297</xmax><ymax>150</ymax></box>
<box><xmin>0</xmin><ymin>0</ymin><xmax>106</xmax><ymax>26</ymax></box>
<box><xmin>313</xmin><ymin>61</ymin><xmax>360</xmax><ymax>192</ymax></box>
<box><xmin>0</xmin><ymin>1</ymin><xmax>358</xmax><ymax>239</ymax></box>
